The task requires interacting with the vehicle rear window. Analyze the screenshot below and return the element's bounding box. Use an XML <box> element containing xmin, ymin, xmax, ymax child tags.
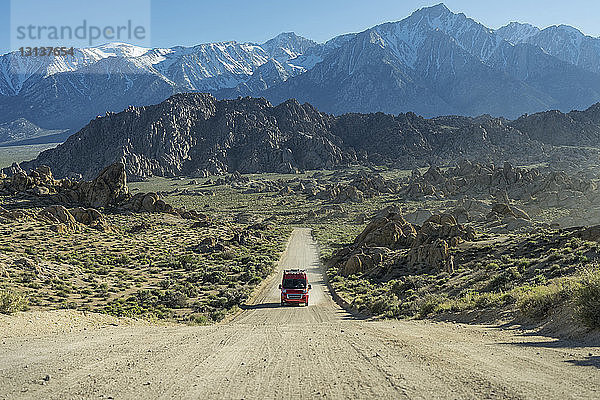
<box><xmin>282</xmin><ymin>278</ymin><xmax>306</xmax><ymax>289</ymax></box>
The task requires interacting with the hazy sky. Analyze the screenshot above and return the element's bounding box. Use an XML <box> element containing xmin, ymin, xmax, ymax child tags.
<box><xmin>1</xmin><ymin>0</ymin><xmax>599</xmax><ymax>52</ymax></box>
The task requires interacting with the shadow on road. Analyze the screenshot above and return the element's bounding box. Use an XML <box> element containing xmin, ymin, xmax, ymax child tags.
<box><xmin>240</xmin><ymin>302</ymin><xmax>282</xmax><ymax>310</ymax></box>
<box><xmin>499</xmin><ymin>339</ymin><xmax>600</xmax><ymax>369</ymax></box>
<box><xmin>566</xmin><ymin>355</ymin><xmax>600</xmax><ymax>369</ymax></box>
<box><xmin>499</xmin><ymin>339</ymin><xmax>600</xmax><ymax>349</ymax></box>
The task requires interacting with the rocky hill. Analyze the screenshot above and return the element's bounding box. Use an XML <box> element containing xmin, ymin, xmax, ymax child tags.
<box><xmin>510</xmin><ymin>103</ymin><xmax>600</xmax><ymax>146</ymax></box>
<box><xmin>18</xmin><ymin>94</ymin><xmax>352</xmax><ymax>179</ymax></box>
<box><xmin>11</xmin><ymin>93</ymin><xmax>600</xmax><ymax>179</ymax></box>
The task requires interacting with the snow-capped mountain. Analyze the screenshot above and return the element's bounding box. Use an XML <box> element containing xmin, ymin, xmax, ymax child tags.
<box><xmin>0</xmin><ymin>36</ymin><xmax>314</xmax><ymax>130</ymax></box>
<box><xmin>263</xmin><ymin>4</ymin><xmax>600</xmax><ymax>118</ymax></box>
<box><xmin>1</xmin><ymin>3</ymin><xmax>600</xmax><ymax>139</ymax></box>
<box><xmin>497</xmin><ymin>22</ymin><xmax>600</xmax><ymax>75</ymax></box>
<box><xmin>495</xmin><ymin>22</ymin><xmax>541</xmax><ymax>44</ymax></box>
<box><xmin>261</xmin><ymin>32</ymin><xmax>318</xmax><ymax>62</ymax></box>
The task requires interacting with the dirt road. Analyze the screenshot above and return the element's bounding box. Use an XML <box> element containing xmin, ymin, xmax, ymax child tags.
<box><xmin>1</xmin><ymin>228</ymin><xmax>599</xmax><ymax>399</ymax></box>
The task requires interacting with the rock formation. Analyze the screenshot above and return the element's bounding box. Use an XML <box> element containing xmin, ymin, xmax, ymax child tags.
<box><xmin>0</xmin><ymin>162</ymin><xmax>207</xmax><ymax>222</ymax></box>
<box><xmin>12</xmin><ymin>93</ymin><xmax>593</xmax><ymax>180</ymax></box>
<box><xmin>332</xmin><ymin>207</ymin><xmax>475</xmax><ymax>277</ymax></box>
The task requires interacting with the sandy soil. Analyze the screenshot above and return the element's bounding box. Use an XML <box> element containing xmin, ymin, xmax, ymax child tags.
<box><xmin>0</xmin><ymin>228</ymin><xmax>598</xmax><ymax>399</ymax></box>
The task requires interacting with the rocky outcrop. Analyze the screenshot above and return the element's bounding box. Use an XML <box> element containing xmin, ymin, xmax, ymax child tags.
<box><xmin>510</xmin><ymin>104</ymin><xmax>600</xmax><ymax>147</ymax></box>
<box><xmin>13</xmin><ymin>93</ymin><xmax>594</xmax><ymax>180</ymax></box>
<box><xmin>487</xmin><ymin>203</ymin><xmax>530</xmax><ymax>221</ymax></box>
<box><xmin>343</xmin><ymin>247</ymin><xmax>390</xmax><ymax>276</ymax></box>
<box><xmin>353</xmin><ymin>210</ymin><xmax>416</xmax><ymax>249</ymax></box>
<box><xmin>333</xmin><ymin>207</ymin><xmax>475</xmax><ymax>276</ymax></box>
<box><xmin>312</xmin><ymin>172</ymin><xmax>398</xmax><ymax>203</ymax></box>
<box><xmin>0</xmin><ymin>163</ymin><xmax>214</xmax><ymax>226</ymax></box>
<box><xmin>1</xmin><ymin>162</ymin><xmax>128</xmax><ymax>209</ymax></box>
<box><xmin>69</xmin><ymin>207</ymin><xmax>111</xmax><ymax>231</ymax></box>
<box><xmin>37</xmin><ymin>205</ymin><xmax>111</xmax><ymax>232</ymax></box>
<box><xmin>0</xmin><ymin>165</ymin><xmax>59</xmax><ymax>196</ymax></box>
<box><xmin>38</xmin><ymin>205</ymin><xmax>78</xmax><ymax>233</ymax></box>
<box><xmin>407</xmin><ymin>214</ymin><xmax>475</xmax><ymax>272</ymax></box>
<box><xmin>403</xmin><ymin>161</ymin><xmax>598</xmax><ymax>210</ymax></box>
<box><xmin>18</xmin><ymin>95</ymin><xmax>356</xmax><ymax>179</ymax></box>
<box><xmin>77</xmin><ymin>163</ymin><xmax>129</xmax><ymax>208</ymax></box>
<box><xmin>0</xmin><ymin>206</ymin><xmax>30</xmax><ymax>223</ymax></box>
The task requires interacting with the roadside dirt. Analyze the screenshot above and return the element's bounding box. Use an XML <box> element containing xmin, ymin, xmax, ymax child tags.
<box><xmin>0</xmin><ymin>228</ymin><xmax>599</xmax><ymax>399</ymax></box>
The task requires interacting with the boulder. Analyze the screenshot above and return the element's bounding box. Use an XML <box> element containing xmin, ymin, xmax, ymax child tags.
<box><xmin>38</xmin><ymin>205</ymin><xmax>76</xmax><ymax>226</ymax></box>
<box><xmin>414</xmin><ymin>216</ymin><xmax>475</xmax><ymax>247</ymax></box>
<box><xmin>407</xmin><ymin>239</ymin><xmax>452</xmax><ymax>271</ymax></box>
<box><xmin>344</xmin><ymin>254</ymin><xmax>364</xmax><ymax>276</ymax></box>
<box><xmin>488</xmin><ymin>203</ymin><xmax>530</xmax><ymax>221</ymax></box>
<box><xmin>142</xmin><ymin>193</ymin><xmax>159</xmax><ymax>212</ymax></box>
<box><xmin>31</xmin><ymin>186</ymin><xmax>50</xmax><ymax>196</ymax></box>
<box><xmin>79</xmin><ymin>162</ymin><xmax>129</xmax><ymax>208</ymax></box>
<box><xmin>10</xmin><ymin>172</ymin><xmax>32</xmax><ymax>192</ymax></box>
<box><xmin>69</xmin><ymin>207</ymin><xmax>103</xmax><ymax>225</ymax></box>
<box><xmin>354</xmin><ymin>210</ymin><xmax>416</xmax><ymax>249</ymax></box>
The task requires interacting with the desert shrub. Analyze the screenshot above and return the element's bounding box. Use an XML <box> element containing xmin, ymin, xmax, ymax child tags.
<box><xmin>368</xmin><ymin>294</ymin><xmax>403</xmax><ymax>317</ymax></box>
<box><xmin>178</xmin><ymin>254</ymin><xmax>200</xmax><ymax>271</ymax></box>
<box><xmin>210</xmin><ymin>309</ymin><xmax>227</xmax><ymax>322</ymax></box>
<box><xmin>160</xmin><ymin>290</ymin><xmax>189</xmax><ymax>308</ymax></box>
<box><xmin>486</xmin><ymin>267</ymin><xmax>521</xmax><ymax>291</ymax></box>
<box><xmin>0</xmin><ymin>290</ymin><xmax>28</xmax><ymax>314</ymax></box>
<box><xmin>516</xmin><ymin>280</ymin><xmax>576</xmax><ymax>319</ymax></box>
<box><xmin>209</xmin><ymin>286</ymin><xmax>250</xmax><ymax>309</ymax></box>
<box><xmin>416</xmin><ymin>294</ymin><xmax>446</xmax><ymax>318</ymax></box>
<box><xmin>435</xmin><ymin>290</ymin><xmax>515</xmax><ymax>314</ymax></box>
<box><xmin>189</xmin><ymin>314</ymin><xmax>209</xmax><ymax>325</ymax></box>
<box><xmin>217</xmin><ymin>250</ymin><xmax>236</xmax><ymax>260</ymax></box>
<box><xmin>575</xmin><ymin>269</ymin><xmax>600</xmax><ymax>328</ymax></box>
<box><xmin>205</xmin><ymin>269</ymin><xmax>227</xmax><ymax>284</ymax></box>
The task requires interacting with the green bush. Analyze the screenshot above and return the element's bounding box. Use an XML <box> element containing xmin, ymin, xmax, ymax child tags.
<box><xmin>516</xmin><ymin>280</ymin><xmax>575</xmax><ymax>319</ymax></box>
<box><xmin>417</xmin><ymin>295</ymin><xmax>446</xmax><ymax>319</ymax></box>
<box><xmin>178</xmin><ymin>254</ymin><xmax>200</xmax><ymax>271</ymax></box>
<box><xmin>189</xmin><ymin>314</ymin><xmax>209</xmax><ymax>325</ymax></box>
<box><xmin>0</xmin><ymin>290</ymin><xmax>28</xmax><ymax>314</ymax></box>
<box><xmin>576</xmin><ymin>269</ymin><xmax>600</xmax><ymax>328</ymax></box>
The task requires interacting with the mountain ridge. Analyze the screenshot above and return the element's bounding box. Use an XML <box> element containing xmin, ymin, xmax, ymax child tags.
<box><xmin>13</xmin><ymin>93</ymin><xmax>600</xmax><ymax>180</ymax></box>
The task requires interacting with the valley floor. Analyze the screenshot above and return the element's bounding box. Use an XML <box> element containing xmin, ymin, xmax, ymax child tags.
<box><xmin>0</xmin><ymin>228</ymin><xmax>598</xmax><ymax>399</ymax></box>
<box><xmin>0</xmin><ymin>143</ymin><xmax>60</xmax><ymax>169</ymax></box>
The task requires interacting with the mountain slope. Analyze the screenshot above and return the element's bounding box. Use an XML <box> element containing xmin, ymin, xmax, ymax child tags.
<box><xmin>0</xmin><ymin>37</ymin><xmax>312</xmax><ymax>131</ymax></box>
<box><xmin>262</xmin><ymin>4</ymin><xmax>600</xmax><ymax>119</ymax></box>
<box><xmin>497</xmin><ymin>22</ymin><xmax>600</xmax><ymax>75</ymax></box>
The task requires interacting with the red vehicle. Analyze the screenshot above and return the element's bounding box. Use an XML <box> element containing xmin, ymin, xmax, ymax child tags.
<box><xmin>279</xmin><ymin>269</ymin><xmax>311</xmax><ymax>306</ymax></box>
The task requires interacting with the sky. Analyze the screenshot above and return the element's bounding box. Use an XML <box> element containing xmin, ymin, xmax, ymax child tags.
<box><xmin>0</xmin><ymin>0</ymin><xmax>599</xmax><ymax>53</ymax></box>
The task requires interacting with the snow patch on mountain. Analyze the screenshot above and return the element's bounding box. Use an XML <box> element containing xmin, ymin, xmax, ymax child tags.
<box><xmin>496</xmin><ymin>22</ymin><xmax>541</xmax><ymax>44</ymax></box>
